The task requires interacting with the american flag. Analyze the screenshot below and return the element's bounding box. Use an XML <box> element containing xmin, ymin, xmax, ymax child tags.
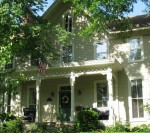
<box><xmin>39</xmin><ymin>60</ymin><xmax>47</xmax><ymax>75</ymax></box>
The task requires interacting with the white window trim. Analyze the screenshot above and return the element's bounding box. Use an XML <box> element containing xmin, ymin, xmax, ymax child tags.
<box><xmin>128</xmin><ymin>36</ymin><xmax>144</xmax><ymax>63</ymax></box>
<box><xmin>60</xmin><ymin>44</ymin><xmax>74</xmax><ymax>64</ymax></box>
<box><xmin>94</xmin><ymin>40</ymin><xmax>109</xmax><ymax>60</ymax></box>
<box><xmin>128</xmin><ymin>77</ymin><xmax>146</xmax><ymax>122</ymax></box>
<box><xmin>94</xmin><ymin>80</ymin><xmax>108</xmax><ymax>111</ymax></box>
<box><xmin>62</xmin><ymin>11</ymin><xmax>74</xmax><ymax>33</ymax></box>
<box><xmin>27</xmin><ymin>85</ymin><xmax>36</xmax><ymax>107</ymax></box>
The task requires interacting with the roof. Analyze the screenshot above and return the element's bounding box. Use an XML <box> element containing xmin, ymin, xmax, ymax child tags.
<box><xmin>43</xmin><ymin>1</ymin><xmax>150</xmax><ymax>30</ymax></box>
<box><xmin>130</xmin><ymin>14</ymin><xmax>150</xmax><ymax>28</ymax></box>
<box><xmin>109</xmin><ymin>14</ymin><xmax>150</xmax><ymax>31</ymax></box>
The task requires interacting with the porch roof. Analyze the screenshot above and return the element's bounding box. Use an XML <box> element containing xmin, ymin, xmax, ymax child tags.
<box><xmin>15</xmin><ymin>59</ymin><xmax>122</xmax><ymax>78</ymax></box>
<box><xmin>44</xmin><ymin>59</ymin><xmax>122</xmax><ymax>77</ymax></box>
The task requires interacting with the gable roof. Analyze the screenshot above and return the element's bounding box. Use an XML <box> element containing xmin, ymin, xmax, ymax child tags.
<box><xmin>43</xmin><ymin>1</ymin><xmax>150</xmax><ymax>31</ymax></box>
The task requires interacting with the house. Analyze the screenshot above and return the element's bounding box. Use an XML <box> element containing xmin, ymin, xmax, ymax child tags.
<box><xmin>2</xmin><ymin>0</ymin><xmax>150</xmax><ymax>126</ymax></box>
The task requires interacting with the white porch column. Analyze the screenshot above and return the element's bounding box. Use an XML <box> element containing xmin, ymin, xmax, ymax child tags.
<box><xmin>114</xmin><ymin>76</ymin><xmax>120</xmax><ymax>122</ymax></box>
<box><xmin>15</xmin><ymin>86</ymin><xmax>22</xmax><ymax>116</ymax></box>
<box><xmin>35</xmin><ymin>77</ymin><xmax>41</xmax><ymax>123</ymax></box>
<box><xmin>70</xmin><ymin>72</ymin><xmax>76</xmax><ymax>121</ymax></box>
<box><xmin>107</xmin><ymin>68</ymin><xmax>114</xmax><ymax>125</ymax></box>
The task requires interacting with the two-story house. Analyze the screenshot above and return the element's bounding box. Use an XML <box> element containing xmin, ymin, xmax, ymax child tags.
<box><xmin>3</xmin><ymin>0</ymin><xmax>150</xmax><ymax>126</ymax></box>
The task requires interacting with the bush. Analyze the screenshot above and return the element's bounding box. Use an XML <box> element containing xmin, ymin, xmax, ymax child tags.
<box><xmin>0</xmin><ymin>113</ymin><xmax>22</xmax><ymax>133</ymax></box>
<box><xmin>104</xmin><ymin>122</ymin><xmax>130</xmax><ymax>132</ymax></box>
<box><xmin>76</xmin><ymin>109</ymin><xmax>100</xmax><ymax>132</ymax></box>
<box><xmin>131</xmin><ymin>124</ymin><xmax>150</xmax><ymax>132</ymax></box>
<box><xmin>3</xmin><ymin>118</ymin><xmax>22</xmax><ymax>133</ymax></box>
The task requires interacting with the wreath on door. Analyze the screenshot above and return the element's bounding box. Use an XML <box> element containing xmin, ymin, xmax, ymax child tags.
<box><xmin>62</xmin><ymin>95</ymin><xmax>69</xmax><ymax>104</ymax></box>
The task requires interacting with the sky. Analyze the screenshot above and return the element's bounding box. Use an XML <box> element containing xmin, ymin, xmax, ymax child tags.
<box><xmin>38</xmin><ymin>0</ymin><xmax>147</xmax><ymax>17</ymax></box>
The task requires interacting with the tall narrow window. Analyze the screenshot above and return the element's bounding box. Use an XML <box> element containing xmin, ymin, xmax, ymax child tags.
<box><xmin>62</xmin><ymin>46</ymin><xmax>73</xmax><ymax>63</ymax></box>
<box><xmin>131</xmin><ymin>79</ymin><xmax>144</xmax><ymax>118</ymax></box>
<box><xmin>28</xmin><ymin>87</ymin><xmax>36</xmax><ymax>109</ymax></box>
<box><xmin>96</xmin><ymin>42</ymin><xmax>108</xmax><ymax>60</ymax></box>
<box><xmin>129</xmin><ymin>38</ymin><xmax>142</xmax><ymax>61</ymax></box>
<box><xmin>96</xmin><ymin>82</ymin><xmax>108</xmax><ymax>107</ymax></box>
<box><xmin>64</xmin><ymin>14</ymin><xmax>73</xmax><ymax>32</ymax></box>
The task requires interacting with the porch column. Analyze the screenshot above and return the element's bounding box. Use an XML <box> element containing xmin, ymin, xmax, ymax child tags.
<box><xmin>107</xmin><ymin>68</ymin><xmax>114</xmax><ymax>125</ymax></box>
<box><xmin>114</xmin><ymin>77</ymin><xmax>120</xmax><ymax>122</ymax></box>
<box><xmin>70</xmin><ymin>72</ymin><xmax>76</xmax><ymax>121</ymax></box>
<box><xmin>35</xmin><ymin>77</ymin><xmax>41</xmax><ymax>123</ymax></box>
<box><xmin>15</xmin><ymin>86</ymin><xmax>22</xmax><ymax>116</ymax></box>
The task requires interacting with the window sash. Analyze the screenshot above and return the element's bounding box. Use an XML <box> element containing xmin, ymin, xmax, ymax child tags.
<box><xmin>130</xmin><ymin>38</ymin><xmax>142</xmax><ymax>61</ymax></box>
<box><xmin>131</xmin><ymin>79</ymin><xmax>144</xmax><ymax>118</ymax></box>
<box><xmin>62</xmin><ymin>46</ymin><xmax>73</xmax><ymax>63</ymax></box>
<box><xmin>65</xmin><ymin>14</ymin><xmax>72</xmax><ymax>32</ymax></box>
<box><xmin>97</xmin><ymin>82</ymin><xmax>108</xmax><ymax>107</ymax></box>
<box><xmin>96</xmin><ymin>42</ymin><xmax>108</xmax><ymax>60</ymax></box>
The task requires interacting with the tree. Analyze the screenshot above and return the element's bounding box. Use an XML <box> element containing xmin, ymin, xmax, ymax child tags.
<box><xmin>65</xmin><ymin>0</ymin><xmax>149</xmax><ymax>37</ymax></box>
<box><xmin>142</xmin><ymin>0</ymin><xmax>150</xmax><ymax>13</ymax></box>
<box><xmin>0</xmin><ymin>0</ymin><xmax>69</xmax><ymax>112</ymax></box>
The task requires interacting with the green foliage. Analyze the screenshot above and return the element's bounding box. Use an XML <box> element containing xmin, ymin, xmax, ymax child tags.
<box><xmin>0</xmin><ymin>113</ymin><xmax>22</xmax><ymax>133</ymax></box>
<box><xmin>76</xmin><ymin>110</ymin><xmax>100</xmax><ymax>132</ymax></box>
<box><xmin>64</xmin><ymin>0</ymin><xmax>149</xmax><ymax>38</ymax></box>
<box><xmin>0</xmin><ymin>72</ymin><xmax>29</xmax><ymax>95</ymax></box>
<box><xmin>3</xmin><ymin>118</ymin><xmax>22</xmax><ymax>133</ymax></box>
<box><xmin>0</xmin><ymin>113</ymin><xmax>16</xmax><ymax>123</ymax></box>
<box><xmin>131</xmin><ymin>124</ymin><xmax>150</xmax><ymax>132</ymax></box>
<box><xmin>143</xmin><ymin>104</ymin><xmax>150</xmax><ymax>115</ymax></box>
<box><xmin>104</xmin><ymin>121</ymin><xmax>130</xmax><ymax>132</ymax></box>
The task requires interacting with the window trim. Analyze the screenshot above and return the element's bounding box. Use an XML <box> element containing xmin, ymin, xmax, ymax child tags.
<box><xmin>27</xmin><ymin>85</ymin><xmax>36</xmax><ymax>108</ymax></box>
<box><xmin>62</xmin><ymin>11</ymin><xmax>73</xmax><ymax>32</ymax></box>
<box><xmin>60</xmin><ymin>44</ymin><xmax>74</xmax><ymax>63</ymax></box>
<box><xmin>94</xmin><ymin>40</ymin><xmax>109</xmax><ymax>60</ymax></box>
<box><xmin>128</xmin><ymin>36</ymin><xmax>144</xmax><ymax>62</ymax></box>
<box><xmin>94</xmin><ymin>80</ymin><xmax>108</xmax><ymax>110</ymax></box>
<box><xmin>128</xmin><ymin>77</ymin><xmax>146</xmax><ymax>122</ymax></box>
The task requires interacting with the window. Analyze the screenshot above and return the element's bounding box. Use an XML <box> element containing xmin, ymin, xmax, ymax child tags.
<box><xmin>129</xmin><ymin>38</ymin><xmax>142</xmax><ymax>61</ymax></box>
<box><xmin>96</xmin><ymin>82</ymin><xmax>108</xmax><ymax>107</ymax></box>
<box><xmin>28</xmin><ymin>87</ymin><xmax>36</xmax><ymax>109</ymax></box>
<box><xmin>95</xmin><ymin>41</ymin><xmax>108</xmax><ymax>60</ymax></box>
<box><xmin>61</xmin><ymin>46</ymin><xmax>73</xmax><ymax>63</ymax></box>
<box><xmin>64</xmin><ymin>13</ymin><xmax>73</xmax><ymax>32</ymax></box>
<box><xmin>131</xmin><ymin>79</ymin><xmax>144</xmax><ymax>118</ymax></box>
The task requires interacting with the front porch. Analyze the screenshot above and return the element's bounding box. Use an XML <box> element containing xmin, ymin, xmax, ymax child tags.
<box><xmin>12</xmin><ymin>59</ymin><xmax>123</xmax><ymax>126</ymax></box>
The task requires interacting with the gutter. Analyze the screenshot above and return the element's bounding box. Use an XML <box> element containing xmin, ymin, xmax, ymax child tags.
<box><xmin>109</xmin><ymin>26</ymin><xmax>150</xmax><ymax>34</ymax></box>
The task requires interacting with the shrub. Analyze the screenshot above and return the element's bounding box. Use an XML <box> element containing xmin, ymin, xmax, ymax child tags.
<box><xmin>0</xmin><ymin>113</ymin><xmax>22</xmax><ymax>133</ymax></box>
<box><xmin>76</xmin><ymin>109</ymin><xmax>99</xmax><ymax>132</ymax></box>
<box><xmin>131</xmin><ymin>124</ymin><xmax>150</xmax><ymax>132</ymax></box>
<box><xmin>104</xmin><ymin>122</ymin><xmax>130</xmax><ymax>132</ymax></box>
<box><xmin>3</xmin><ymin>118</ymin><xmax>22</xmax><ymax>133</ymax></box>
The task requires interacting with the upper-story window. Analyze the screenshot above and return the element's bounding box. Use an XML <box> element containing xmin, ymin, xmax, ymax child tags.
<box><xmin>95</xmin><ymin>41</ymin><xmax>108</xmax><ymax>60</ymax></box>
<box><xmin>61</xmin><ymin>45</ymin><xmax>73</xmax><ymax>63</ymax></box>
<box><xmin>131</xmin><ymin>79</ymin><xmax>144</xmax><ymax>118</ymax></box>
<box><xmin>64</xmin><ymin>13</ymin><xmax>73</xmax><ymax>32</ymax></box>
<box><xmin>129</xmin><ymin>37</ymin><xmax>143</xmax><ymax>61</ymax></box>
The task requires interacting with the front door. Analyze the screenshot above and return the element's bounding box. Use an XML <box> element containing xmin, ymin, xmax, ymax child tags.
<box><xmin>59</xmin><ymin>86</ymin><xmax>71</xmax><ymax>121</ymax></box>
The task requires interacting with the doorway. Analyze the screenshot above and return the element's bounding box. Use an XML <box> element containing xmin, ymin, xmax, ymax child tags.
<box><xmin>59</xmin><ymin>85</ymin><xmax>71</xmax><ymax>121</ymax></box>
